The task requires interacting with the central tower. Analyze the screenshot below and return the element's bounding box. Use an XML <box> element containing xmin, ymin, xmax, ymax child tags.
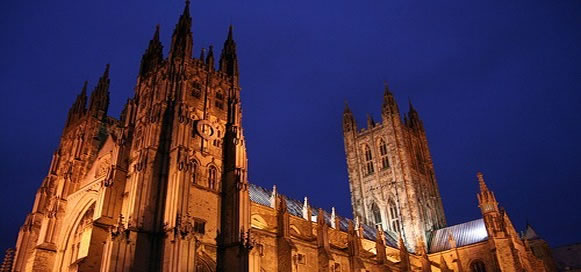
<box><xmin>342</xmin><ymin>84</ymin><xmax>446</xmax><ymax>251</ymax></box>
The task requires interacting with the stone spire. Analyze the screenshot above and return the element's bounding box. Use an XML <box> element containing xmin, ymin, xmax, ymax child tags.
<box><xmin>382</xmin><ymin>81</ymin><xmax>399</xmax><ymax>115</ymax></box>
<box><xmin>343</xmin><ymin>101</ymin><xmax>357</xmax><ymax>132</ymax></box>
<box><xmin>219</xmin><ymin>25</ymin><xmax>239</xmax><ymax>78</ymax></box>
<box><xmin>139</xmin><ymin>24</ymin><xmax>163</xmax><ymax>77</ymax></box>
<box><xmin>206</xmin><ymin>45</ymin><xmax>215</xmax><ymax>70</ymax></box>
<box><xmin>366</xmin><ymin>113</ymin><xmax>375</xmax><ymax>128</ymax></box>
<box><xmin>88</xmin><ymin>64</ymin><xmax>110</xmax><ymax>119</ymax></box>
<box><xmin>66</xmin><ymin>81</ymin><xmax>88</xmax><ymax>126</ymax></box>
<box><xmin>169</xmin><ymin>0</ymin><xmax>193</xmax><ymax>59</ymax></box>
<box><xmin>406</xmin><ymin>98</ymin><xmax>423</xmax><ymax>130</ymax></box>
<box><xmin>477</xmin><ymin>172</ymin><xmax>498</xmax><ymax>214</ymax></box>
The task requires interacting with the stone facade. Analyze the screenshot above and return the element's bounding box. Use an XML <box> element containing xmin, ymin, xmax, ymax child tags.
<box><xmin>9</xmin><ymin>2</ymin><xmax>556</xmax><ymax>272</ymax></box>
<box><xmin>342</xmin><ymin>87</ymin><xmax>446</xmax><ymax>252</ymax></box>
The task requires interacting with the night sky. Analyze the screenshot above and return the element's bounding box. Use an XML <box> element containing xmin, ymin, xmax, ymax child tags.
<box><xmin>1</xmin><ymin>0</ymin><xmax>580</xmax><ymax>253</ymax></box>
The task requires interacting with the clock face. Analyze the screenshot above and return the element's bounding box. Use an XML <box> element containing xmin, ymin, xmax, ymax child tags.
<box><xmin>196</xmin><ymin>120</ymin><xmax>216</xmax><ymax>140</ymax></box>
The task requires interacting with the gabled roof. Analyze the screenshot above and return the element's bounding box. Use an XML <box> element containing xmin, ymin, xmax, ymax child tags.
<box><xmin>429</xmin><ymin>218</ymin><xmax>488</xmax><ymax>253</ymax></box>
<box><xmin>248</xmin><ymin>183</ymin><xmax>399</xmax><ymax>248</ymax></box>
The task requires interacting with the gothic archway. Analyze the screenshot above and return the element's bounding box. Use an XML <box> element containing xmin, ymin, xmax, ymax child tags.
<box><xmin>196</xmin><ymin>252</ymin><xmax>216</xmax><ymax>272</ymax></box>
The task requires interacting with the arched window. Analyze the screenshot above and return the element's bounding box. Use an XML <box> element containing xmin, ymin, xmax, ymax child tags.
<box><xmin>371</xmin><ymin>203</ymin><xmax>382</xmax><ymax>228</ymax></box>
<box><xmin>378</xmin><ymin>139</ymin><xmax>390</xmax><ymax>169</ymax></box>
<box><xmin>208</xmin><ymin>166</ymin><xmax>217</xmax><ymax>190</ymax></box>
<box><xmin>470</xmin><ymin>260</ymin><xmax>486</xmax><ymax>272</ymax></box>
<box><xmin>191</xmin><ymin>161</ymin><xmax>198</xmax><ymax>184</ymax></box>
<box><xmin>388</xmin><ymin>200</ymin><xmax>401</xmax><ymax>233</ymax></box>
<box><xmin>363</xmin><ymin>145</ymin><xmax>374</xmax><ymax>175</ymax></box>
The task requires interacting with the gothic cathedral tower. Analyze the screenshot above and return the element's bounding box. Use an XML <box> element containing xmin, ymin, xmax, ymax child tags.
<box><xmin>11</xmin><ymin>2</ymin><xmax>251</xmax><ymax>271</ymax></box>
<box><xmin>342</xmin><ymin>84</ymin><xmax>446</xmax><ymax>251</ymax></box>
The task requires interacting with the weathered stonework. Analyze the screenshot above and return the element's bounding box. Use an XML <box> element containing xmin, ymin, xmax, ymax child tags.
<box><xmin>342</xmin><ymin>87</ymin><xmax>446</xmax><ymax>252</ymax></box>
<box><xmin>9</xmin><ymin>2</ymin><xmax>555</xmax><ymax>272</ymax></box>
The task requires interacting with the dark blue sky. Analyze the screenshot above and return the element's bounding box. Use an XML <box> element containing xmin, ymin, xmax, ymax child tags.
<box><xmin>1</xmin><ymin>0</ymin><xmax>579</xmax><ymax>252</ymax></box>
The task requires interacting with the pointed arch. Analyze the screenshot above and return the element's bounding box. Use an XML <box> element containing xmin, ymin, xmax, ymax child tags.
<box><xmin>196</xmin><ymin>252</ymin><xmax>216</xmax><ymax>272</ymax></box>
<box><xmin>54</xmin><ymin>191</ymin><xmax>99</xmax><ymax>271</ymax></box>
<box><xmin>470</xmin><ymin>260</ymin><xmax>486</xmax><ymax>272</ymax></box>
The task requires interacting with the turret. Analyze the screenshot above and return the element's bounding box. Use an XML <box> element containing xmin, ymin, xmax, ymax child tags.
<box><xmin>88</xmin><ymin>64</ymin><xmax>110</xmax><ymax>120</ymax></box>
<box><xmin>139</xmin><ymin>25</ymin><xmax>163</xmax><ymax>77</ymax></box>
<box><xmin>169</xmin><ymin>0</ymin><xmax>193</xmax><ymax>60</ymax></box>
<box><xmin>65</xmin><ymin>81</ymin><xmax>88</xmax><ymax>127</ymax></box>
<box><xmin>219</xmin><ymin>25</ymin><xmax>239</xmax><ymax>78</ymax></box>
<box><xmin>342</xmin><ymin>102</ymin><xmax>357</xmax><ymax>133</ymax></box>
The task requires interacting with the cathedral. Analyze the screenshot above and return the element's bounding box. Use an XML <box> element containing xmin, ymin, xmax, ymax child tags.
<box><xmin>5</xmin><ymin>2</ymin><xmax>557</xmax><ymax>272</ymax></box>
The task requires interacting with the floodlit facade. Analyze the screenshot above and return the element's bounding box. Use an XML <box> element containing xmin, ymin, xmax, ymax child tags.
<box><xmin>5</xmin><ymin>2</ymin><xmax>556</xmax><ymax>272</ymax></box>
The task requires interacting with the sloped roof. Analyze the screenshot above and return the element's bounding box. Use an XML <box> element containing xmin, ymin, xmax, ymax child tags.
<box><xmin>521</xmin><ymin>224</ymin><xmax>540</xmax><ymax>240</ymax></box>
<box><xmin>248</xmin><ymin>183</ymin><xmax>399</xmax><ymax>248</ymax></box>
<box><xmin>429</xmin><ymin>218</ymin><xmax>488</xmax><ymax>253</ymax></box>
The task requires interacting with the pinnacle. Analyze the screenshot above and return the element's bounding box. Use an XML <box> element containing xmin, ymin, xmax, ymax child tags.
<box><xmin>80</xmin><ymin>81</ymin><xmax>88</xmax><ymax>96</ymax></box>
<box><xmin>477</xmin><ymin>171</ymin><xmax>489</xmax><ymax>192</ymax></box>
<box><xmin>103</xmin><ymin>63</ymin><xmax>110</xmax><ymax>78</ymax></box>
<box><xmin>227</xmin><ymin>24</ymin><xmax>234</xmax><ymax>41</ymax></box>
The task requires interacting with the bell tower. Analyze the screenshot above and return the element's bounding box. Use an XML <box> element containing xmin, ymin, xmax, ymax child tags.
<box><xmin>342</xmin><ymin>83</ymin><xmax>446</xmax><ymax>251</ymax></box>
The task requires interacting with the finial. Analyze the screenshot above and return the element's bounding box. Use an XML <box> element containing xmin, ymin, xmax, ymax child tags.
<box><xmin>227</xmin><ymin>24</ymin><xmax>234</xmax><ymax>40</ymax></box>
<box><xmin>103</xmin><ymin>63</ymin><xmax>110</xmax><ymax>78</ymax></box>
<box><xmin>383</xmin><ymin>81</ymin><xmax>392</xmax><ymax>95</ymax></box>
<box><xmin>153</xmin><ymin>24</ymin><xmax>160</xmax><ymax>41</ymax></box>
<box><xmin>81</xmin><ymin>80</ymin><xmax>88</xmax><ymax>95</ymax></box>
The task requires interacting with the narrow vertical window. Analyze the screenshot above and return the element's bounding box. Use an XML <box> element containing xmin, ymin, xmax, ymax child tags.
<box><xmin>363</xmin><ymin>144</ymin><xmax>374</xmax><ymax>175</ymax></box>
<box><xmin>208</xmin><ymin>166</ymin><xmax>217</xmax><ymax>190</ymax></box>
<box><xmin>388</xmin><ymin>200</ymin><xmax>400</xmax><ymax>233</ymax></box>
<box><xmin>379</xmin><ymin>139</ymin><xmax>390</xmax><ymax>169</ymax></box>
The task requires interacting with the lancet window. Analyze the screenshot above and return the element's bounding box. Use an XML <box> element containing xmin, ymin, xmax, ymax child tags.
<box><xmin>363</xmin><ymin>144</ymin><xmax>374</xmax><ymax>175</ymax></box>
<box><xmin>388</xmin><ymin>200</ymin><xmax>401</xmax><ymax>233</ymax></box>
<box><xmin>379</xmin><ymin>139</ymin><xmax>390</xmax><ymax>169</ymax></box>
